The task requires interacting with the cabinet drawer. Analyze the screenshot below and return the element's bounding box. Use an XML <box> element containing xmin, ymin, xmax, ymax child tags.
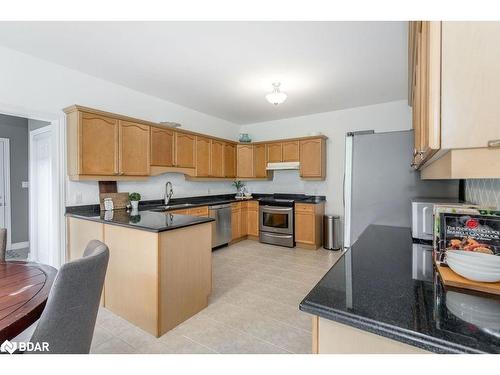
<box><xmin>247</xmin><ymin>201</ymin><xmax>259</xmax><ymax>211</ymax></box>
<box><xmin>189</xmin><ymin>206</ymin><xmax>209</xmax><ymax>217</ymax></box>
<box><xmin>231</xmin><ymin>202</ymin><xmax>241</xmax><ymax>212</ymax></box>
<box><xmin>295</xmin><ymin>203</ymin><xmax>315</xmax><ymax>213</ymax></box>
<box><xmin>169</xmin><ymin>209</ymin><xmax>190</xmax><ymax>215</ymax></box>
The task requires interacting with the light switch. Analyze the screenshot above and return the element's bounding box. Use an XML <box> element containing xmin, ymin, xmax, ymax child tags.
<box><xmin>21</xmin><ymin>181</ymin><xmax>29</xmax><ymax>188</ymax></box>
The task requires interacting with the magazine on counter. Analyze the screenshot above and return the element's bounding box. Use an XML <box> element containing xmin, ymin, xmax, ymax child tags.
<box><xmin>433</xmin><ymin>205</ymin><xmax>500</xmax><ymax>265</ymax></box>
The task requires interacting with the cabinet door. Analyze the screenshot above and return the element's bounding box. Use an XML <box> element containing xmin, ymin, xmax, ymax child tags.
<box><xmin>150</xmin><ymin>126</ymin><xmax>174</xmax><ymax>167</ymax></box>
<box><xmin>247</xmin><ymin>202</ymin><xmax>259</xmax><ymax>237</ymax></box>
<box><xmin>411</xmin><ymin>21</ymin><xmax>441</xmax><ymax>168</ymax></box>
<box><xmin>79</xmin><ymin>112</ymin><xmax>119</xmax><ymax>175</ymax></box>
<box><xmin>282</xmin><ymin>141</ymin><xmax>299</xmax><ymax>162</ymax></box>
<box><xmin>295</xmin><ymin>211</ymin><xmax>315</xmax><ymax>244</ymax></box>
<box><xmin>237</xmin><ymin>144</ymin><xmax>254</xmax><ymax>178</ymax></box>
<box><xmin>223</xmin><ymin>143</ymin><xmax>236</xmax><ymax>178</ymax></box>
<box><xmin>119</xmin><ymin>120</ymin><xmax>150</xmax><ymax>176</ymax></box>
<box><xmin>175</xmin><ymin>132</ymin><xmax>196</xmax><ymax>168</ymax></box>
<box><xmin>299</xmin><ymin>138</ymin><xmax>325</xmax><ymax>179</ymax></box>
<box><xmin>195</xmin><ymin>136</ymin><xmax>211</xmax><ymax>176</ymax></box>
<box><xmin>441</xmin><ymin>21</ymin><xmax>500</xmax><ymax>149</ymax></box>
<box><xmin>240</xmin><ymin>204</ymin><xmax>248</xmax><ymax>237</ymax></box>
<box><xmin>266</xmin><ymin>142</ymin><xmax>283</xmax><ymax>162</ymax></box>
<box><xmin>231</xmin><ymin>204</ymin><xmax>241</xmax><ymax>240</ymax></box>
<box><xmin>210</xmin><ymin>140</ymin><xmax>224</xmax><ymax>177</ymax></box>
<box><xmin>254</xmin><ymin>144</ymin><xmax>267</xmax><ymax>178</ymax></box>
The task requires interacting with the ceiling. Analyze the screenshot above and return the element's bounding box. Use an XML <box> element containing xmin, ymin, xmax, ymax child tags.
<box><xmin>0</xmin><ymin>22</ymin><xmax>408</xmax><ymax>124</ymax></box>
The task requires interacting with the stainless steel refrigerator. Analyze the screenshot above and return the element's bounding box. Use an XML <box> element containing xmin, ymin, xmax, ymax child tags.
<box><xmin>343</xmin><ymin>130</ymin><xmax>459</xmax><ymax>250</ymax></box>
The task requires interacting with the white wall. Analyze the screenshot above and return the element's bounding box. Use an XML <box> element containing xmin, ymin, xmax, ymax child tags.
<box><xmin>240</xmin><ymin>100</ymin><xmax>412</xmax><ymax>216</ymax></box>
<box><xmin>0</xmin><ymin>46</ymin><xmax>239</xmax><ymax>205</ymax></box>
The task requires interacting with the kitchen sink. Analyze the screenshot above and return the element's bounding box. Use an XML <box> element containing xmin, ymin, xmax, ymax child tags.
<box><xmin>148</xmin><ymin>203</ymin><xmax>194</xmax><ymax>212</ymax></box>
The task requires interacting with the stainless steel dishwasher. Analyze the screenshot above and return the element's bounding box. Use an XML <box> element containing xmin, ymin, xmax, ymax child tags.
<box><xmin>209</xmin><ymin>204</ymin><xmax>232</xmax><ymax>248</ymax></box>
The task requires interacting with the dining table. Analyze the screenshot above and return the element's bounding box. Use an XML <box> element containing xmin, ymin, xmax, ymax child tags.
<box><xmin>0</xmin><ymin>261</ymin><xmax>57</xmax><ymax>342</ymax></box>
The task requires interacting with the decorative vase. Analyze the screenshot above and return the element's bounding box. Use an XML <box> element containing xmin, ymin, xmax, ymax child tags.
<box><xmin>131</xmin><ymin>200</ymin><xmax>139</xmax><ymax>210</ymax></box>
<box><xmin>239</xmin><ymin>133</ymin><xmax>251</xmax><ymax>143</ymax></box>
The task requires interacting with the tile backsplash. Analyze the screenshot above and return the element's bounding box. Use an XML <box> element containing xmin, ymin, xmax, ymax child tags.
<box><xmin>465</xmin><ymin>179</ymin><xmax>500</xmax><ymax>208</ymax></box>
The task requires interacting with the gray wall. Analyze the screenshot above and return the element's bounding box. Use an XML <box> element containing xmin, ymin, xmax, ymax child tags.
<box><xmin>28</xmin><ymin>119</ymin><xmax>51</xmax><ymax>131</ymax></box>
<box><xmin>0</xmin><ymin>114</ymin><xmax>29</xmax><ymax>243</ymax></box>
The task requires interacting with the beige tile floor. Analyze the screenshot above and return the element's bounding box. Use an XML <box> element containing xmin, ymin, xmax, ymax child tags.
<box><xmin>91</xmin><ymin>240</ymin><xmax>342</xmax><ymax>354</ymax></box>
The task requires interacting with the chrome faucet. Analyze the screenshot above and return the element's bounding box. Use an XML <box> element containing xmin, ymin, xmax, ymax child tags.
<box><xmin>165</xmin><ymin>181</ymin><xmax>173</xmax><ymax>206</ymax></box>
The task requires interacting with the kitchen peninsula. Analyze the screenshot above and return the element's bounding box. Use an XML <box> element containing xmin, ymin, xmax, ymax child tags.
<box><xmin>66</xmin><ymin>208</ymin><xmax>214</xmax><ymax>337</ymax></box>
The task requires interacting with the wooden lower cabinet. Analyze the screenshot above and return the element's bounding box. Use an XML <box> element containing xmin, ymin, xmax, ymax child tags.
<box><xmin>231</xmin><ymin>203</ymin><xmax>241</xmax><ymax>240</ymax></box>
<box><xmin>247</xmin><ymin>201</ymin><xmax>259</xmax><ymax>237</ymax></box>
<box><xmin>295</xmin><ymin>203</ymin><xmax>324</xmax><ymax>250</ymax></box>
<box><xmin>312</xmin><ymin>316</ymin><xmax>429</xmax><ymax>354</ymax></box>
<box><xmin>230</xmin><ymin>200</ymin><xmax>259</xmax><ymax>242</ymax></box>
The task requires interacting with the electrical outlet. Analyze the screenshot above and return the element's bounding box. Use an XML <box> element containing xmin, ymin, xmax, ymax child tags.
<box><xmin>21</xmin><ymin>181</ymin><xmax>29</xmax><ymax>188</ymax></box>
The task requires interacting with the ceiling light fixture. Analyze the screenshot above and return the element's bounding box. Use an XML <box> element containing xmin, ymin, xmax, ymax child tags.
<box><xmin>265</xmin><ymin>82</ymin><xmax>287</xmax><ymax>105</ymax></box>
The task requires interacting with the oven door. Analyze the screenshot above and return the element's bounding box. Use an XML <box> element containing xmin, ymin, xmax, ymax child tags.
<box><xmin>259</xmin><ymin>205</ymin><xmax>293</xmax><ymax>235</ymax></box>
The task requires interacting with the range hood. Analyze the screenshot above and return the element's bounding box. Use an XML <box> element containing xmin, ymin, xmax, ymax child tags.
<box><xmin>266</xmin><ymin>162</ymin><xmax>300</xmax><ymax>170</ymax></box>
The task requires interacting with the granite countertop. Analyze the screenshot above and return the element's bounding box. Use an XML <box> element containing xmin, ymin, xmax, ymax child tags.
<box><xmin>299</xmin><ymin>225</ymin><xmax>500</xmax><ymax>354</ymax></box>
<box><xmin>66</xmin><ymin>193</ymin><xmax>327</xmax><ymax>233</ymax></box>
<box><xmin>66</xmin><ymin>209</ymin><xmax>214</xmax><ymax>233</ymax></box>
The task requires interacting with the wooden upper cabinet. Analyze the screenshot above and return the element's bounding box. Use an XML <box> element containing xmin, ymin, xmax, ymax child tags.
<box><xmin>150</xmin><ymin>126</ymin><xmax>174</xmax><ymax>167</ymax></box>
<box><xmin>174</xmin><ymin>132</ymin><xmax>196</xmax><ymax>168</ymax></box>
<box><xmin>266</xmin><ymin>142</ymin><xmax>283</xmax><ymax>162</ymax></box>
<box><xmin>441</xmin><ymin>21</ymin><xmax>500</xmax><ymax>149</ymax></box>
<box><xmin>118</xmin><ymin>121</ymin><xmax>151</xmax><ymax>176</ymax></box>
<box><xmin>210</xmin><ymin>140</ymin><xmax>224</xmax><ymax>177</ymax></box>
<box><xmin>299</xmin><ymin>138</ymin><xmax>326</xmax><ymax>179</ymax></box>
<box><xmin>195</xmin><ymin>136</ymin><xmax>211</xmax><ymax>176</ymax></box>
<box><xmin>254</xmin><ymin>144</ymin><xmax>267</xmax><ymax>178</ymax></box>
<box><xmin>282</xmin><ymin>141</ymin><xmax>299</xmax><ymax>162</ymax></box>
<box><xmin>79</xmin><ymin>112</ymin><xmax>119</xmax><ymax>175</ymax></box>
<box><xmin>409</xmin><ymin>21</ymin><xmax>441</xmax><ymax>169</ymax></box>
<box><xmin>236</xmin><ymin>144</ymin><xmax>254</xmax><ymax>178</ymax></box>
<box><xmin>223</xmin><ymin>143</ymin><xmax>236</xmax><ymax>178</ymax></box>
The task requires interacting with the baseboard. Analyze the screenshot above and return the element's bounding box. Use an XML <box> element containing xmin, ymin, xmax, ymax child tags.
<box><xmin>7</xmin><ymin>241</ymin><xmax>30</xmax><ymax>251</ymax></box>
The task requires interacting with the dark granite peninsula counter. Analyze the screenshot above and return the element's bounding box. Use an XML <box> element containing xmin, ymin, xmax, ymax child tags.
<box><xmin>300</xmin><ymin>225</ymin><xmax>500</xmax><ymax>354</ymax></box>
<box><xmin>65</xmin><ymin>209</ymin><xmax>214</xmax><ymax>232</ymax></box>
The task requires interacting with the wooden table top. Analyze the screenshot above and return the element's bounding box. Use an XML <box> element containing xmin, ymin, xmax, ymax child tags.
<box><xmin>0</xmin><ymin>261</ymin><xmax>57</xmax><ymax>341</ymax></box>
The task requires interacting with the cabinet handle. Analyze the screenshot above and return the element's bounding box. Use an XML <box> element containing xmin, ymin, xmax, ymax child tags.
<box><xmin>488</xmin><ymin>139</ymin><xmax>500</xmax><ymax>149</ymax></box>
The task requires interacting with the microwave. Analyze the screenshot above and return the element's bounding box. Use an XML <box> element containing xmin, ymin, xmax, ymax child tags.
<box><xmin>411</xmin><ymin>198</ymin><xmax>464</xmax><ymax>241</ymax></box>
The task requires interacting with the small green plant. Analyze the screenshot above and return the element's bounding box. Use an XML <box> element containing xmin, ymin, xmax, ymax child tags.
<box><xmin>232</xmin><ymin>180</ymin><xmax>244</xmax><ymax>190</ymax></box>
<box><xmin>129</xmin><ymin>192</ymin><xmax>141</xmax><ymax>202</ymax></box>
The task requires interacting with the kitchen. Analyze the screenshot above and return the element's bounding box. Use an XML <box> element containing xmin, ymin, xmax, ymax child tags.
<box><xmin>0</xmin><ymin>18</ymin><xmax>499</xmax><ymax>360</ymax></box>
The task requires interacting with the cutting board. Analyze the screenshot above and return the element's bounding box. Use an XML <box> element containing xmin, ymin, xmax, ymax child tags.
<box><xmin>437</xmin><ymin>264</ymin><xmax>500</xmax><ymax>296</ymax></box>
<box><xmin>99</xmin><ymin>192</ymin><xmax>129</xmax><ymax>211</ymax></box>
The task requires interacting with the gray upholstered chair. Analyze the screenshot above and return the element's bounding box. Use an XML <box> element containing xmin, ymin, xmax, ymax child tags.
<box><xmin>29</xmin><ymin>240</ymin><xmax>109</xmax><ymax>354</ymax></box>
<box><xmin>0</xmin><ymin>228</ymin><xmax>6</xmax><ymax>262</ymax></box>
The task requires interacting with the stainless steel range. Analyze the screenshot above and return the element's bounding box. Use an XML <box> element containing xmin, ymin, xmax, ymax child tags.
<box><xmin>258</xmin><ymin>194</ymin><xmax>303</xmax><ymax>248</ymax></box>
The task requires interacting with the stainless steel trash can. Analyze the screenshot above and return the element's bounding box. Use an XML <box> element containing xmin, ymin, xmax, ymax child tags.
<box><xmin>323</xmin><ymin>215</ymin><xmax>342</xmax><ymax>250</ymax></box>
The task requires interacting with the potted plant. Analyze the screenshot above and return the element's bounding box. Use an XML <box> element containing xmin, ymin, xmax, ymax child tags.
<box><xmin>232</xmin><ymin>180</ymin><xmax>245</xmax><ymax>198</ymax></box>
<box><xmin>129</xmin><ymin>192</ymin><xmax>141</xmax><ymax>211</ymax></box>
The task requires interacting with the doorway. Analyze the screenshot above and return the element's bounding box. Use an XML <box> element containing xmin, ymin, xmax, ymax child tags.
<box><xmin>0</xmin><ymin>138</ymin><xmax>11</xmax><ymax>248</ymax></box>
<box><xmin>29</xmin><ymin>126</ymin><xmax>53</xmax><ymax>265</ymax></box>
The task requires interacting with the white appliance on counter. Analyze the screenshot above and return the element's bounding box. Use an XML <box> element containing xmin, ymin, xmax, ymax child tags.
<box><xmin>343</xmin><ymin>130</ymin><xmax>460</xmax><ymax>250</ymax></box>
<box><xmin>411</xmin><ymin>198</ymin><xmax>465</xmax><ymax>241</ymax></box>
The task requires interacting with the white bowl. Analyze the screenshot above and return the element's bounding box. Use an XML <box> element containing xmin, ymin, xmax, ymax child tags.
<box><xmin>446</xmin><ymin>291</ymin><xmax>500</xmax><ymax>329</ymax></box>
<box><xmin>447</xmin><ymin>258</ymin><xmax>500</xmax><ymax>282</ymax></box>
<box><xmin>446</xmin><ymin>252</ymin><xmax>500</xmax><ymax>272</ymax></box>
<box><xmin>447</xmin><ymin>250</ymin><xmax>500</xmax><ymax>266</ymax></box>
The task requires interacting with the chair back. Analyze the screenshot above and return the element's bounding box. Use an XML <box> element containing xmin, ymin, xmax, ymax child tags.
<box><xmin>0</xmin><ymin>228</ymin><xmax>6</xmax><ymax>262</ymax></box>
<box><xmin>30</xmin><ymin>240</ymin><xmax>109</xmax><ymax>354</ymax></box>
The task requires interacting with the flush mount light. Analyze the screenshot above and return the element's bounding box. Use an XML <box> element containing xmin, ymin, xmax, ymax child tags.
<box><xmin>265</xmin><ymin>82</ymin><xmax>287</xmax><ymax>105</ymax></box>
